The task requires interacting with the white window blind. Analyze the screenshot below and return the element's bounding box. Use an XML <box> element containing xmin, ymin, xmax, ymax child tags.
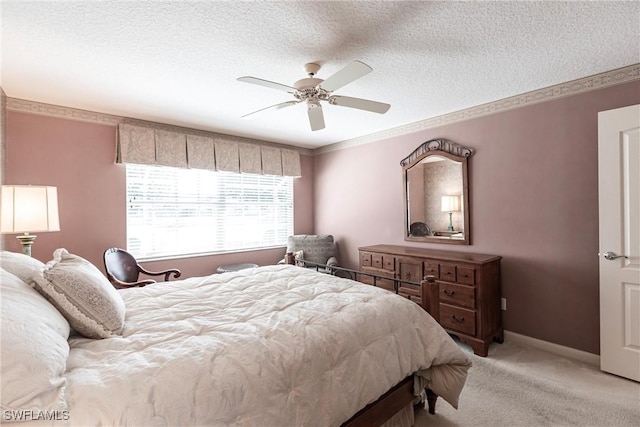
<box><xmin>126</xmin><ymin>164</ymin><xmax>293</xmax><ymax>259</ymax></box>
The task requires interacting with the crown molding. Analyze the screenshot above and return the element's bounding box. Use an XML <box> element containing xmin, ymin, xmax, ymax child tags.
<box><xmin>6</xmin><ymin>64</ymin><xmax>638</xmax><ymax>157</ymax></box>
<box><xmin>314</xmin><ymin>63</ymin><xmax>640</xmax><ymax>155</ymax></box>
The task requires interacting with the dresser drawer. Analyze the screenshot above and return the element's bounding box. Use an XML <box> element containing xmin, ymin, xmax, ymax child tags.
<box><xmin>372</xmin><ymin>254</ymin><xmax>384</xmax><ymax>269</ymax></box>
<box><xmin>424</xmin><ymin>262</ymin><xmax>439</xmax><ymax>279</ymax></box>
<box><xmin>457</xmin><ymin>267</ymin><xmax>475</xmax><ymax>285</ymax></box>
<box><xmin>399</xmin><ymin>281</ymin><xmax>421</xmax><ymax>297</ymax></box>
<box><xmin>440</xmin><ymin>304</ymin><xmax>476</xmax><ymax>336</ymax></box>
<box><xmin>360</xmin><ymin>252</ymin><xmax>372</xmax><ymax>267</ymax></box>
<box><xmin>360</xmin><ymin>269</ymin><xmax>395</xmax><ymax>292</ymax></box>
<box><xmin>383</xmin><ymin>256</ymin><xmax>395</xmax><ymax>271</ymax></box>
<box><xmin>440</xmin><ymin>282</ymin><xmax>475</xmax><ymax>309</ymax></box>
<box><xmin>375</xmin><ymin>278</ymin><xmax>395</xmax><ymax>292</ymax></box>
<box><xmin>440</xmin><ymin>265</ymin><xmax>456</xmax><ymax>282</ymax></box>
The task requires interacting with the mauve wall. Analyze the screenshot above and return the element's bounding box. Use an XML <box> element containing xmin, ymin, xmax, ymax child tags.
<box><xmin>314</xmin><ymin>81</ymin><xmax>640</xmax><ymax>354</ymax></box>
<box><xmin>4</xmin><ymin>80</ymin><xmax>638</xmax><ymax>354</ymax></box>
<box><xmin>3</xmin><ymin>111</ymin><xmax>314</xmax><ymax>277</ymax></box>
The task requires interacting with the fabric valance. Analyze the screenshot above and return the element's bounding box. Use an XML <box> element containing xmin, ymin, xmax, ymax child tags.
<box><xmin>116</xmin><ymin>123</ymin><xmax>302</xmax><ymax>177</ymax></box>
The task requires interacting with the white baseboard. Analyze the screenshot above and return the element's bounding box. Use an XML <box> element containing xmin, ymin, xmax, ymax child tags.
<box><xmin>504</xmin><ymin>330</ymin><xmax>600</xmax><ymax>367</ymax></box>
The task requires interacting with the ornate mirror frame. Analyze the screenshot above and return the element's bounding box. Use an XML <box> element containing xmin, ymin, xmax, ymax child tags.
<box><xmin>401</xmin><ymin>138</ymin><xmax>474</xmax><ymax>245</ymax></box>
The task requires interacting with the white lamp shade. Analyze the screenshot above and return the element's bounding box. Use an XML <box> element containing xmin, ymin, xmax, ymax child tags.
<box><xmin>441</xmin><ymin>195</ymin><xmax>461</xmax><ymax>212</ymax></box>
<box><xmin>0</xmin><ymin>185</ymin><xmax>60</xmax><ymax>233</ymax></box>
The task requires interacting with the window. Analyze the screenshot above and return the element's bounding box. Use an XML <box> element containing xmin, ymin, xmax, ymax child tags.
<box><xmin>126</xmin><ymin>164</ymin><xmax>293</xmax><ymax>259</ymax></box>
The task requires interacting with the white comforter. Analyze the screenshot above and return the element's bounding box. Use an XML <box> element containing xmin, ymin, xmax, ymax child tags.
<box><xmin>59</xmin><ymin>265</ymin><xmax>470</xmax><ymax>426</ymax></box>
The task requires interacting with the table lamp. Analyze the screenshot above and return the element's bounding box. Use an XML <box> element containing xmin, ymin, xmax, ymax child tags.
<box><xmin>0</xmin><ymin>185</ymin><xmax>60</xmax><ymax>256</ymax></box>
<box><xmin>441</xmin><ymin>195</ymin><xmax>460</xmax><ymax>232</ymax></box>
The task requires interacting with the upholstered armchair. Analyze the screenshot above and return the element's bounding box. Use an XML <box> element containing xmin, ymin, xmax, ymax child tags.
<box><xmin>282</xmin><ymin>234</ymin><xmax>338</xmax><ymax>272</ymax></box>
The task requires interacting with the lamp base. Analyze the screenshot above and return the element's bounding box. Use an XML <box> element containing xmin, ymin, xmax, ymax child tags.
<box><xmin>447</xmin><ymin>212</ymin><xmax>454</xmax><ymax>231</ymax></box>
<box><xmin>16</xmin><ymin>234</ymin><xmax>37</xmax><ymax>257</ymax></box>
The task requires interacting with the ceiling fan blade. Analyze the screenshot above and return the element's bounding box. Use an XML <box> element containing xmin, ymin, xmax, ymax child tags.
<box><xmin>330</xmin><ymin>95</ymin><xmax>390</xmax><ymax>114</ymax></box>
<box><xmin>307</xmin><ymin>102</ymin><xmax>325</xmax><ymax>131</ymax></box>
<box><xmin>241</xmin><ymin>100</ymin><xmax>300</xmax><ymax>118</ymax></box>
<box><xmin>237</xmin><ymin>76</ymin><xmax>297</xmax><ymax>94</ymax></box>
<box><xmin>319</xmin><ymin>60</ymin><xmax>373</xmax><ymax>92</ymax></box>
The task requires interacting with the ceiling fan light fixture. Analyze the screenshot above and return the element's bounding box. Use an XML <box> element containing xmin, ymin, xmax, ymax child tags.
<box><xmin>237</xmin><ymin>60</ymin><xmax>389</xmax><ymax>130</ymax></box>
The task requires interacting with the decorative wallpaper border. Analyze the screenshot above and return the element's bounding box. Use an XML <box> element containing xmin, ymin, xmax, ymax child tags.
<box><xmin>4</xmin><ymin>98</ymin><xmax>314</xmax><ymax>156</ymax></box>
<box><xmin>6</xmin><ymin>97</ymin><xmax>124</xmax><ymax>127</ymax></box>
<box><xmin>6</xmin><ymin>63</ymin><xmax>639</xmax><ymax>156</ymax></box>
<box><xmin>316</xmin><ymin>63</ymin><xmax>640</xmax><ymax>154</ymax></box>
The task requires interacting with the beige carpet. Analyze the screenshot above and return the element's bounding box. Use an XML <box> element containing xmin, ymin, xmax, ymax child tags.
<box><xmin>414</xmin><ymin>339</ymin><xmax>640</xmax><ymax>426</ymax></box>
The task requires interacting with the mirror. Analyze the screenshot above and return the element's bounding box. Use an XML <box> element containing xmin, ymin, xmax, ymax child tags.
<box><xmin>401</xmin><ymin>139</ymin><xmax>474</xmax><ymax>245</ymax></box>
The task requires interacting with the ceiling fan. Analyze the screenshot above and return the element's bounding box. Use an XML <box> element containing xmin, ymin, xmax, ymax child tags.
<box><xmin>237</xmin><ymin>60</ymin><xmax>390</xmax><ymax>131</ymax></box>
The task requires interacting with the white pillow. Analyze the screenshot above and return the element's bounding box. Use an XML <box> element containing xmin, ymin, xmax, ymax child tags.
<box><xmin>0</xmin><ymin>267</ymin><xmax>70</xmax><ymax>414</ymax></box>
<box><xmin>0</xmin><ymin>250</ymin><xmax>45</xmax><ymax>284</ymax></box>
<box><xmin>32</xmin><ymin>248</ymin><xmax>126</xmax><ymax>339</ymax></box>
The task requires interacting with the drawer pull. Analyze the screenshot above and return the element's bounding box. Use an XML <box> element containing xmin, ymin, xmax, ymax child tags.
<box><xmin>451</xmin><ymin>315</ymin><xmax>465</xmax><ymax>323</ymax></box>
<box><xmin>443</xmin><ymin>289</ymin><xmax>455</xmax><ymax>296</ymax></box>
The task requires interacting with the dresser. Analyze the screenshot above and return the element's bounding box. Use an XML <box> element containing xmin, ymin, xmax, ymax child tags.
<box><xmin>358</xmin><ymin>244</ymin><xmax>502</xmax><ymax>356</ymax></box>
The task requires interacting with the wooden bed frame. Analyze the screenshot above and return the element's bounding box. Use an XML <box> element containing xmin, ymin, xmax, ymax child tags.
<box><xmin>284</xmin><ymin>255</ymin><xmax>440</xmax><ymax>426</ymax></box>
<box><xmin>341</xmin><ymin>377</ymin><xmax>438</xmax><ymax>427</ymax></box>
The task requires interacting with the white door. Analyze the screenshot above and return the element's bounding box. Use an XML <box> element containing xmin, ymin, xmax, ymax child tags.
<box><xmin>598</xmin><ymin>104</ymin><xmax>640</xmax><ymax>381</ymax></box>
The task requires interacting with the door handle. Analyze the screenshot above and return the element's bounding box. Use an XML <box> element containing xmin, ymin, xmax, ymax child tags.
<box><xmin>603</xmin><ymin>251</ymin><xmax>629</xmax><ymax>260</ymax></box>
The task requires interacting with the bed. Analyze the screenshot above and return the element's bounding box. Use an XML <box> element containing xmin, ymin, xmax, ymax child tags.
<box><xmin>0</xmin><ymin>249</ymin><xmax>471</xmax><ymax>426</ymax></box>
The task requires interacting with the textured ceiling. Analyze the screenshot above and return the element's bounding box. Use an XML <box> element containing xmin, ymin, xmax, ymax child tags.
<box><xmin>1</xmin><ymin>1</ymin><xmax>639</xmax><ymax>149</ymax></box>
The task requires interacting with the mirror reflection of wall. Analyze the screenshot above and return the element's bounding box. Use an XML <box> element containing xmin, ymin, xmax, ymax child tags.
<box><xmin>422</xmin><ymin>157</ymin><xmax>463</xmax><ymax>232</ymax></box>
<box><xmin>407</xmin><ymin>164</ymin><xmax>426</xmax><ymax>223</ymax></box>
